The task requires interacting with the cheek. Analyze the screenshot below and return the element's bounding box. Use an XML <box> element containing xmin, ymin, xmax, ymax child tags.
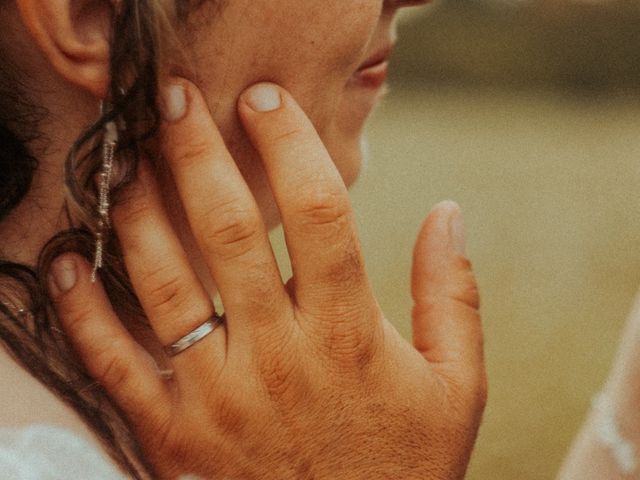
<box><xmin>272</xmin><ymin>2</ymin><xmax>382</xmax><ymax>188</ymax></box>
<box><xmin>178</xmin><ymin>1</ymin><xmax>382</xmax><ymax>217</ymax></box>
<box><xmin>277</xmin><ymin>2</ymin><xmax>384</xmax><ymax>167</ymax></box>
<box><xmin>259</xmin><ymin>1</ymin><xmax>384</xmax><ymax>126</ymax></box>
<box><xmin>182</xmin><ymin>1</ymin><xmax>382</xmax><ymax>123</ymax></box>
<box><xmin>324</xmin><ymin>118</ymin><xmax>367</xmax><ymax>189</ymax></box>
<box><xmin>264</xmin><ymin>1</ymin><xmax>383</xmax><ymax>63</ymax></box>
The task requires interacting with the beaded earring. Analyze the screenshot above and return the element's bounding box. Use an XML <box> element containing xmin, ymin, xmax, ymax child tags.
<box><xmin>91</xmin><ymin>113</ymin><xmax>119</xmax><ymax>283</ymax></box>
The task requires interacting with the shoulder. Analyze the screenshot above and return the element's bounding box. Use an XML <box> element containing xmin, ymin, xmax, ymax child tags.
<box><xmin>0</xmin><ymin>345</ymin><xmax>124</xmax><ymax>477</ymax></box>
<box><xmin>0</xmin><ymin>344</ymin><xmax>93</xmax><ymax>435</ymax></box>
<box><xmin>0</xmin><ymin>424</ymin><xmax>125</xmax><ymax>479</ymax></box>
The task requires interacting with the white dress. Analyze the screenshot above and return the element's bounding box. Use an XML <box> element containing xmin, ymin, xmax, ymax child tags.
<box><xmin>0</xmin><ymin>424</ymin><xmax>125</xmax><ymax>479</ymax></box>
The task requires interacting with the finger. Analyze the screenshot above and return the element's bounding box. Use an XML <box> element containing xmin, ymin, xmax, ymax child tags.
<box><xmin>48</xmin><ymin>253</ymin><xmax>171</xmax><ymax>428</ymax></box>
<box><xmin>237</xmin><ymin>83</ymin><xmax>374</xmax><ymax>319</ymax></box>
<box><xmin>160</xmin><ymin>79</ymin><xmax>291</xmax><ymax>338</ymax></box>
<box><xmin>411</xmin><ymin>201</ymin><xmax>485</xmax><ymax>391</ymax></box>
<box><xmin>112</xmin><ymin>160</ymin><xmax>225</xmax><ymax>367</ymax></box>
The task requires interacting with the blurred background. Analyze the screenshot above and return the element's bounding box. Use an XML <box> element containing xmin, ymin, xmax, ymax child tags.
<box><xmin>273</xmin><ymin>1</ymin><xmax>640</xmax><ymax>478</ymax></box>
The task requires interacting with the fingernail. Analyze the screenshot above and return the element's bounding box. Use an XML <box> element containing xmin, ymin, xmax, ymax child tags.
<box><xmin>242</xmin><ymin>83</ymin><xmax>281</xmax><ymax>112</ymax></box>
<box><xmin>48</xmin><ymin>258</ymin><xmax>77</xmax><ymax>298</ymax></box>
<box><xmin>449</xmin><ymin>205</ymin><xmax>467</xmax><ymax>256</ymax></box>
<box><xmin>162</xmin><ymin>82</ymin><xmax>187</xmax><ymax>122</ymax></box>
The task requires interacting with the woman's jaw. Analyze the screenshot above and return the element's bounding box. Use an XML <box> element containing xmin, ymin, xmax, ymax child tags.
<box><xmin>0</xmin><ymin>0</ymin><xmax>418</xmax><ymax>272</ymax></box>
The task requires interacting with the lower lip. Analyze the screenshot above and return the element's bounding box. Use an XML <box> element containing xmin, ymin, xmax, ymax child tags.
<box><xmin>348</xmin><ymin>60</ymin><xmax>389</xmax><ymax>89</ymax></box>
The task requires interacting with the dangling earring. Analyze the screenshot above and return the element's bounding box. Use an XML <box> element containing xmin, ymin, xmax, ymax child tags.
<box><xmin>92</xmin><ymin>111</ymin><xmax>119</xmax><ymax>283</ymax></box>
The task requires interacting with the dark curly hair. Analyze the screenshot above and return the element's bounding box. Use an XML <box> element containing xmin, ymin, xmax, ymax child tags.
<box><xmin>0</xmin><ymin>1</ymin><xmax>214</xmax><ymax>477</ymax></box>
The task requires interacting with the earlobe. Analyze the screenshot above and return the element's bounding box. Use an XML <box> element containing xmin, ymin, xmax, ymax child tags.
<box><xmin>16</xmin><ymin>0</ymin><xmax>112</xmax><ymax>98</ymax></box>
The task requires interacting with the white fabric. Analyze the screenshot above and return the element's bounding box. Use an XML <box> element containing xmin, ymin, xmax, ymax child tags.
<box><xmin>592</xmin><ymin>392</ymin><xmax>638</xmax><ymax>475</ymax></box>
<box><xmin>0</xmin><ymin>424</ymin><xmax>125</xmax><ymax>479</ymax></box>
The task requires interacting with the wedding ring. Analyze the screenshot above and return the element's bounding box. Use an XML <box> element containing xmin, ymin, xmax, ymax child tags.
<box><xmin>164</xmin><ymin>314</ymin><xmax>225</xmax><ymax>357</ymax></box>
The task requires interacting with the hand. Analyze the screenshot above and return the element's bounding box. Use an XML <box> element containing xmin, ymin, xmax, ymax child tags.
<box><xmin>48</xmin><ymin>80</ymin><xmax>486</xmax><ymax>479</ymax></box>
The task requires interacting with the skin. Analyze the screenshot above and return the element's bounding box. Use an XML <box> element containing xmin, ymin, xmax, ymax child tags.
<box><xmin>50</xmin><ymin>80</ymin><xmax>486</xmax><ymax>478</ymax></box>
<box><xmin>0</xmin><ymin>0</ymin><xmax>398</xmax><ymax>264</ymax></box>
<box><xmin>0</xmin><ymin>0</ymin><xmax>487</xmax><ymax>477</ymax></box>
<box><xmin>558</xmin><ymin>293</ymin><xmax>640</xmax><ymax>479</ymax></box>
<box><xmin>156</xmin><ymin>0</ymin><xmax>399</xmax><ymax>291</ymax></box>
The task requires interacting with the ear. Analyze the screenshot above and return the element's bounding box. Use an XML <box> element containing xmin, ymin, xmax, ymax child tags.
<box><xmin>16</xmin><ymin>0</ymin><xmax>113</xmax><ymax>98</ymax></box>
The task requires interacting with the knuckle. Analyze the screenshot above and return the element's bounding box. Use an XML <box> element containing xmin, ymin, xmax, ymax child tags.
<box><xmin>449</xmin><ymin>284</ymin><xmax>480</xmax><ymax>312</ymax></box>
<box><xmin>255</xmin><ymin>330</ymin><xmax>306</xmax><ymax>408</ymax></box>
<box><xmin>140</xmin><ymin>265</ymin><xmax>192</xmax><ymax>316</ymax></box>
<box><xmin>417</xmin><ymin>268</ymin><xmax>480</xmax><ymax>314</ymax></box>
<box><xmin>415</xmin><ymin>257</ymin><xmax>481</xmax><ymax>313</ymax></box>
<box><xmin>59</xmin><ymin>300</ymin><xmax>97</xmax><ymax>337</ymax></box>
<box><xmin>297</xmin><ymin>187</ymin><xmax>351</xmax><ymax>228</ymax></box>
<box><xmin>154</xmin><ymin>426</ymin><xmax>218</xmax><ymax>475</ymax></box>
<box><xmin>212</xmin><ymin>391</ymin><xmax>250</xmax><ymax>438</ymax></box>
<box><xmin>323</xmin><ymin>245</ymin><xmax>366</xmax><ymax>288</ymax></box>
<box><xmin>250</xmin><ymin>306</ymin><xmax>295</xmax><ymax>352</ymax></box>
<box><xmin>271</xmin><ymin>126</ymin><xmax>304</xmax><ymax>146</ymax></box>
<box><xmin>114</xmin><ymin>193</ymin><xmax>154</xmax><ymax>228</ymax></box>
<box><xmin>198</xmin><ymin>201</ymin><xmax>262</xmax><ymax>260</ymax></box>
<box><xmin>333</xmin><ymin>328</ymin><xmax>375</xmax><ymax>369</ymax></box>
<box><xmin>244</xmin><ymin>263</ymin><xmax>279</xmax><ymax>299</ymax></box>
<box><xmin>172</xmin><ymin>140</ymin><xmax>211</xmax><ymax>169</ymax></box>
<box><xmin>259</xmin><ymin>355</ymin><xmax>299</xmax><ymax>405</ymax></box>
<box><xmin>315</xmin><ymin>317</ymin><xmax>378</xmax><ymax>372</ymax></box>
<box><xmin>237</xmin><ymin>275</ymin><xmax>285</xmax><ymax>327</ymax></box>
<box><xmin>452</xmin><ymin>258</ymin><xmax>480</xmax><ymax>310</ymax></box>
<box><xmin>142</xmin><ymin>414</ymin><xmax>174</xmax><ymax>456</ymax></box>
<box><xmin>93</xmin><ymin>339</ymin><xmax>135</xmax><ymax>388</ymax></box>
<box><xmin>298</xmin><ymin>245</ymin><xmax>367</xmax><ymax>299</ymax></box>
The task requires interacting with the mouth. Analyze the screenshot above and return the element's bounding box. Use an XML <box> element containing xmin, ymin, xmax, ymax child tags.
<box><xmin>348</xmin><ymin>45</ymin><xmax>394</xmax><ymax>89</ymax></box>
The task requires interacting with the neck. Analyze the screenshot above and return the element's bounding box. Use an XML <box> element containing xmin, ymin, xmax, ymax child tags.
<box><xmin>0</xmin><ymin>4</ymin><xmax>98</xmax><ymax>266</ymax></box>
<box><xmin>0</xmin><ymin>108</ymin><xmax>96</xmax><ymax>267</ymax></box>
<box><xmin>0</xmin><ymin>152</ymin><xmax>71</xmax><ymax>267</ymax></box>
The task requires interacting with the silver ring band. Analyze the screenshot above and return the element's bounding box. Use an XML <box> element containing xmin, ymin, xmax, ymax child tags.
<box><xmin>164</xmin><ymin>314</ymin><xmax>225</xmax><ymax>357</ymax></box>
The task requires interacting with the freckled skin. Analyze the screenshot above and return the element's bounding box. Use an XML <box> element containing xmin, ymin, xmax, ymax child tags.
<box><xmin>7</xmin><ymin>1</ymin><xmax>488</xmax><ymax>477</ymax></box>
<box><xmin>1</xmin><ymin>4</ymin><xmax>487</xmax><ymax>479</ymax></box>
<box><xmin>165</xmin><ymin>0</ymin><xmax>389</xmax><ymax>227</ymax></box>
<box><xmin>156</xmin><ymin>0</ymin><xmax>396</xmax><ymax>294</ymax></box>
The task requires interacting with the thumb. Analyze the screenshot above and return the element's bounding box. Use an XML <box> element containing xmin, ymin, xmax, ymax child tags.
<box><xmin>411</xmin><ymin>201</ymin><xmax>484</xmax><ymax>383</ymax></box>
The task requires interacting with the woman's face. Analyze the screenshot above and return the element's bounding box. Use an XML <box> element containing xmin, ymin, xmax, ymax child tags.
<box><xmin>172</xmin><ymin>0</ymin><xmax>424</xmax><ymax>227</ymax></box>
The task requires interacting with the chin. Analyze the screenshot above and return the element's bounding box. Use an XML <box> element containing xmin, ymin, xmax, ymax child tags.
<box><xmin>326</xmin><ymin>132</ymin><xmax>366</xmax><ymax>190</ymax></box>
<box><xmin>327</xmin><ymin>89</ymin><xmax>380</xmax><ymax>189</ymax></box>
<box><xmin>341</xmin><ymin>148</ymin><xmax>364</xmax><ymax>189</ymax></box>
